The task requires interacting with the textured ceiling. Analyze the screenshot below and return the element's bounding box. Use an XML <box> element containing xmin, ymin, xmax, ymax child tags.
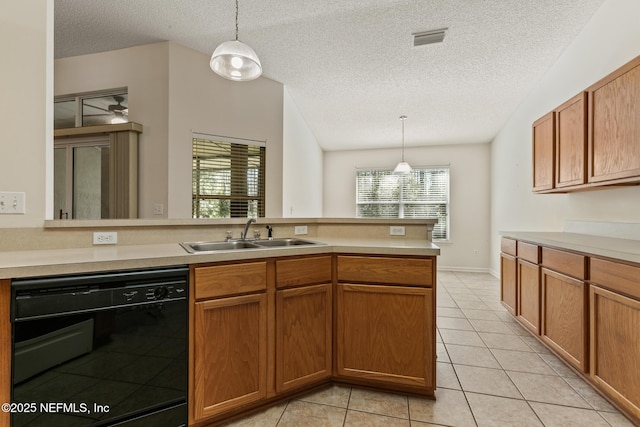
<box><xmin>54</xmin><ymin>0</ymin><xmax>605</xmax><ymax>151</ymax></box>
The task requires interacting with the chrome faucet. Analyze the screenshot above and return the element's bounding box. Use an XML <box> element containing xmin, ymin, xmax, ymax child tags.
<box><xmin>241</xmin><ymin>218</ymin><xmax>257</xmax><ymax>240</ymax></box>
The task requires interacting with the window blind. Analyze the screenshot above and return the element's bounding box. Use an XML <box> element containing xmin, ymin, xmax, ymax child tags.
<box><xmin>356</xmin><ymin>167</ymin><xmax>450</xmax><ymax>240</ymax></box>
<box><xmin>192</xmin><ymin>134</ymin><xmax>265</xmax><ymax>218</ymax></box>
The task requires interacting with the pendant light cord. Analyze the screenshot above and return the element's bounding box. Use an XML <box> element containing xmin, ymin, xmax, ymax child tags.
<box><xmin>400</xmin><ymin>115</ymin><xmax>407</xmax><ymax>162</ymax></box>
<box><xmin>235</xmin><ymin>0</ymin><xmax>239</xmax><ymax>41</ymax></box>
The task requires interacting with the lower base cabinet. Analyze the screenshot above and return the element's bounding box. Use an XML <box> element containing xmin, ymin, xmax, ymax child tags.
<box><xmin>335</xmin><ymin>284</ymin><xmax>434</xmax><ymax>391</ymax></box>
<box><xmin>541</xmin><ymin>268</ymin><xmax>588</xmax><ymax>372</ymax></box>
<box><xmin>590</xmin><ymin>285</ymin><xmax>640</xmax><ymax>421</ymax></box>
<box><xmin>517</xmin><ymin>259</ymin><xmax>540</xmax><ymax>334</ymax></box>
<box><xmin>276</xmin><ymin>283</ymin><xmax>332</xmax><ymax>392</ymax></box>
<box><xmin>500</xmin><ymin>254</ymin><xmax>517</xmax><ymax>315</ymax></box>
<box><xmin>190</xmin><ymin>254</ymin><xmax>437</xmax><ymax>425</ymax></box>
<box><xmin>193</xmin><ymin>293</ymin><xmax>268</xmax><ymax>420</ymax></box>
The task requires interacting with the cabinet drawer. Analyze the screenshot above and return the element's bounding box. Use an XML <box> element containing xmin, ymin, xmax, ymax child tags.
<box><xmin>276</xmin><ymin>256</ymin><xmax>332</xmax><ymax>289</ymax></box>
<box><xmin>501</xmin><ymin>238</ymin><xmax>517</xmax><ymax>256</ymax></box>
<box><xmin>541</xmin><ymin>247</ymin><xmax>586</xmax><ymax>280</ymax></box>
<box><xmin>194</xmin><ymin>261</ymin><xmax>267</xmax><ymax>299</ymax></box>
<box><xmin>337</xmin><ymin>256</ymin><xmax>433</xmax><ymax>287</ymax></box>
<box><xmin>517</xmin><ymin>241</ymin><xmax>539</xmax><ymax>264</ymax></box>
<box><xmin>591</xmin><ymin>258</ymin><xmax>640</xmax><ymax>300</ymax></box>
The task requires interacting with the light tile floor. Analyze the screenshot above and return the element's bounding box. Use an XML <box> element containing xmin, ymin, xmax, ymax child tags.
<box><xmin>218</xmin><ymin>271</ymin><xmax>635</xmax><ymax>427</ymax></box>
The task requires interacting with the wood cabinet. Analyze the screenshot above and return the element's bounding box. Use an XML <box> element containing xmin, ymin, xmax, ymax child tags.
<box><xmin>540</xmin><ymin>248</ymin><xmax>588</xmax><ymax>372</ymax></box>
<box><xmin>334</xmin><ymin>255</ymin><xmax>436</xmax><ymax>394</ymax></box>
<box><xmin>516</xmin><ymin>242</ymin><xmax>540</xmax><ymax>334</ymax></box>
<box><xmin>540</xmin><ymin>268</ymin><xmax>588</xmax><ymax>372</ymax></box>
<box><xmin>555</xmin><ymin>92</ymin><xmax>587</xmax><ymax>188</ymax></box>
<box><xmin>590</xmin><ymin>285</ymin><xmax>640</xmax><ymax>421</ymax></box>
<box><xmin>0</xmin><ymin>280</ymin><xmax>9</xmax><ymax>427</ymax></box>
<box><xmin>532</xmin><ymin>112</ymin><xmax>555</xmax><ymax>192</ymax></box>
<box><xmin>500</xmin><ymin>238</ymin><xmax>517</xmax><ymax>315</ymax></box>
<box><xmin>335</xmin><ymin>284</ymin><xmax>434</xmax><ymax>391</ymax></box>
<box><xmin>190</xmin><ymin>253</ymin><xmax>438</xmax><ymax>424</ymax></box>
<box><xmin>532</xmin><ymin>55</ymin><xmax>640</xmax><ymax>192</ymax></box>
<box><xmin>590</xmin><ymin>258</ymin><xmax>640</xmax><ymax>421</ymax></box>
<box><xmin>517</xmin><ymin>260</ymin><xmax>540</xmax><ymax>334</ymax></box>
<box><xmin>275</xmin><ymin>256</ymin><xmax>332</xmax><ymax>393</ymax></box>
<box><xmin>532</xmin><ymin>93</ymin><xmax>588</xmax><ymax>193</ymax></box>
<box><xmin>588</xmin><ymin>56</ymin><xmax>640</xmax><ymax>184</ymax></box>
<box><xmin>500</xmin><ymin>239</ymin><xmax>640</xmax><ymax>424</ymax></box>
<box><xmin>193</xmin><ymin>293</ymin><xmax>267</xmax><ymax>420</ymax></box>
<box><xmin>191</xmin><ymin>261</ymin><xmax>269</xmax><ymax>422</ymax></box>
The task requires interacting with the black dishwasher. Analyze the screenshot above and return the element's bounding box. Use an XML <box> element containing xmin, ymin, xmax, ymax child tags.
<box><xmin>10</xmin><ymin>266</ymin><xmax>189</xmax><ymax>427</ymax></box>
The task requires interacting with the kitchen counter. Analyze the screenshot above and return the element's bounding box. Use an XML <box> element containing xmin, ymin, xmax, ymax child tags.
<box><xmin>0</xmin><ymin>238</ymin><xmax>440</xmax><ymax>279</ymax></box>
<box><xmin>501</xmin><ymin>231</ymin><xmax>640</xmax><ymax>264</ymax></box>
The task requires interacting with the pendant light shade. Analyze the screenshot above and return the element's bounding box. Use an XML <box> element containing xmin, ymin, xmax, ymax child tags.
<box><xmin>393</xmin><ymin>161</ymin><xmax>413</xmax><ymax>174</ymax></box>
<box><xmin>210</xmin><ymin>0</ymin><xmax>262</xmax><ymax>81</ymax></box>
<box><xmin>210</xmin><ymin>40</ymin><xmax>262</xmax><ymax>81</ymax></box>
<box><xmin>393</xmin><ymin>115</ymin><xmax>413</xmax><ymax>174</ymax></box>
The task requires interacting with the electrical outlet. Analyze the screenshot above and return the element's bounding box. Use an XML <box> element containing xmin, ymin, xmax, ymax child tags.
<box><xmin>0</xmin><ymin>192</ymin><xmax>26</xmax><ymax>214</ymax></box>
<box><xmin>390</xmin><ymin>226</ymin><xmax>405</xmax><ymax>236</ymax></box>
<box><xmin>93</xmin><ymin>232</ymin><xmax>118</xmax><ymax>245</ymax></box>
<box><xmin>153</xmin><ymin>203</ymin><xmax>164</xmax><ymax>215</ymax></box>
<box><xmin>473</xmin><ymin>249</ymin><xmax>480</xmax><ymax>256</ymax></box>
<box><xmin>294</xmin><ymin>225</ymin><xmax>308</xmax><ymax>235</ymax></box>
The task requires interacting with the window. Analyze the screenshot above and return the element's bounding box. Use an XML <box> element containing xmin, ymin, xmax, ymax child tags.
<box><xmin>356</xmin><ymin>167</ymin><xmax>450</xmax><ymax>240</ymax></box>
<box><xmin>192</xmin><ymin>133</ymin><xmax>266</xmax><ymax>218</ymax></box>
<box><xmin>55</xmin><ymin>89</ymin><xmax>128</xmax><ymax>129</ymax></box>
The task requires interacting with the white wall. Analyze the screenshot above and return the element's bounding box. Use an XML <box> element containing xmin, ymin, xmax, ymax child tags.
<box><xmin>490</xmin><ymin>0</ymin><xmax>640</xmax><ymax>275</ymax></box>
<box><xmin>0</xmin><ymin>0</ymin><xmax>52</xmax><ymax>226</ymax></box>
<box><xmin>166</xmin><ymin>43</ymin><xmax>284</xmax><ymax>218</ymax></box>
<box><xmin>324</xmin><ymin>143</ymin><xmax>491</xmax><ymax>271</ymax></box>
<box><xmin>55</xmin><ymin>42</ymin><xmax>286</xmax><ymax>219</ymax></box>
<box><xmin>55</xmin><ymin>43</ymin><xmax>170</xmax><ymax>219</ymax></box>
<box><xmin>282</xmin><ymin>88</ymin><xmax>323</xmax><ymax>217</ymax></box>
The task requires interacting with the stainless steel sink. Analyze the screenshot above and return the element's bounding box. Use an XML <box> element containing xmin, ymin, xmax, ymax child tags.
<box><xmin>180</xmin><ymin>238</ymin><xmax>324</xmax><ymax>253</ymax></box>
<box><xmin>253</xmin><ymin>238</ymin><xmax>323</xmax><ymax>247</ymax></box>
<box><xmin>180</xmin><ymin>240</ymin><xmax>260</xmax><ymax>253</ymax></box>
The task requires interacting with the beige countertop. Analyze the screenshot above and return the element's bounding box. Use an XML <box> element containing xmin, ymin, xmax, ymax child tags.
<box><xmin>501</xmin><ymin>231</ymin><xmax>640</xmax><ymax>264</ymax></box>
<box><xmin>0</xmin><ymin>238</ymin><xmax>440</xmax><ymax>279</ymax></box>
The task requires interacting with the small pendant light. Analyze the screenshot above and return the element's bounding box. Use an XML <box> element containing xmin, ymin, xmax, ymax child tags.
<box><xmin>393</xmin><ymin>115</ymin><xmax>413</xmax><ymax>174</ymax></box>
<box><xmin>210</xmin><ymin>0</ymin><xmax>262</xmax><ymax>81</ymax></box>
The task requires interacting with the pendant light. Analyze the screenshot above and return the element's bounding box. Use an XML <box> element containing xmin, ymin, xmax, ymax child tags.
<box><xmin>393</xmin><ymin>115</ymin><xmax>413</xmax><ymax>174</ymax></box>
<box><xmin>210</xmin><ymin>0</ymin><xmax>262</xmax><ymax>81</ymax></box>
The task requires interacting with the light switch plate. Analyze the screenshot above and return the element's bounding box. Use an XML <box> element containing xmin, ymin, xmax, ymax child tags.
<box><xmin>0</xmin><ymin>192</ymin><xmax>26</xmax><ymax>214</ymax></box>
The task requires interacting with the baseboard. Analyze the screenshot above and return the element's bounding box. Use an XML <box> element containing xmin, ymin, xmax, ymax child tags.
<box><xmin>437</xmin><ymin>266</ymin><xmax>491</xmax><ymax>274</ymax></box>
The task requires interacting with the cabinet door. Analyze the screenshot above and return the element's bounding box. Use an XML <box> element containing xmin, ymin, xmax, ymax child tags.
<box><xmin>193</xmin><ymin>293</ymin><xmax>267</xmax><ymax>420</ymax></box>
<box><xmin>276</xmin><ymin>283</ymin><xmax>332</xmax><ymax>393</ymax></box>
<box><xmin>590</xmin><ymin>285</ymin><xmax>640</xmax><ymax>421</ymax></box>
<box><xmin>555</xmin><ymin>92</ymin><xmax>587</xmax><ymax>188</ymax></box>
<box><xmin>0</xmin><ymin>280</ymin><xmax>9</xmax><ymax>427</ymax></box>
<box><xmin>532</xmin><ymin>111</ymin><xmax>555</xmax><ymax>191</ymax></box>
<box><xmin>500</xmin><ymin>253</ymin><xmax>517</xmax><ymax>316</ymax></box>
<box><xmin>335</xmin><ymin>284</ymin><xmax>434</xmax><ymax>391</ymax></box>
<box><xmin>541</xmin><ymin>268</ymin><xmax>587</xmax><ymax>372</ymax></box>
<box><xmin>517</xmin><ymin>260</ymin><xmax>540</xmax><ymax>334</ymax></box>
<box><xmin>588</xmin><ymin>56</ymin><xmax>640</xmax><ymax>183</ymax></box>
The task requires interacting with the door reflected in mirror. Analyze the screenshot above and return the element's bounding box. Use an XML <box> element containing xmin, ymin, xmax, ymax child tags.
<box><xmin>54</xmin><ymin>137</ymin><xmax>110</xmax><ymax>219</ymax></box>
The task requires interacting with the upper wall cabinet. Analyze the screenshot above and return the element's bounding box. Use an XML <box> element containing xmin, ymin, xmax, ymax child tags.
<box><xmin>556</xmin><ymin>92</ymin><xmax>587</xmax><ymax>189</ymax></box>
<box><xmin>532</xmin><ymin>92</ymin><xmax>588</xmax><ymax>193</ymax></box>
<box><xmin>532</xmin><ymin>112</ymin><xmax>555</xmax><ymax>192</ymax></box>
<box><xmin>533</xmin><ymin>55</ymin><xmax>640</xmax><ymax>193</ymax></box>
<box><xmin>588</xmin><ymin>56</ymin><xmax>640</xmax><ymax>184</ymax></box>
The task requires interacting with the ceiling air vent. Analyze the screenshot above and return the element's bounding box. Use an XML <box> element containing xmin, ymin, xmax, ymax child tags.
<box><xmin>413</xmin><ymin>28</ymin><xmax>448</xmax><ymax>46</ymax></box>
